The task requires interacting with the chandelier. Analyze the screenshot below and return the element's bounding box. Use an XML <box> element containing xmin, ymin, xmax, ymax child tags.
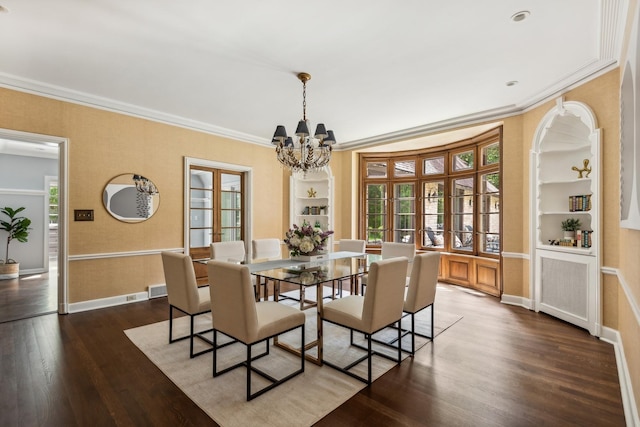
<box><xmin>271</xmin><ymin>72</ymin><xmax>336</xmax><ymax>174</ymax></box>
<box><xmin>132</xmin><ymin>174</ymin><xmax>158</xmax><ymax>196</ymax></box>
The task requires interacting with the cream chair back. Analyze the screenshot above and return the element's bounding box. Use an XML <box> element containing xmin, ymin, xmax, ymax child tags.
<box><xmin>404</xmin><ymin>252</ymin><xmax>440</xmax><ymax>313</ymax></box>
<box><xmin>208</xmin><ymin>260</ymin><xmax>258</xmax><ymax>343</ymax></box>
<box><xmin>381</xmin><ymin>242</ymin><xmax>415</xmax><ymax>276</ymax></box>
<box><xmin>252</xmin><ymin>238</ymin><xmax>282</xmax><ymax>261</ymax></box>
<box><xmin>338</xmin><ymin>239</ymin><xmax>366</xmax><ymax>253</ymax></box>
<box><xmin>210</xmin><ymin>240</ymin><xmax>246</xmax><ymax>263</ymax></box>
<box><xmin>161</xmin><ymin>252</ymin><xmax>201</xmax><ymax>314</ymax></box>
<box><xmin>361</xmin><ymin>257</ymin><xmax>409</xmax><ymax>332</ymax></box>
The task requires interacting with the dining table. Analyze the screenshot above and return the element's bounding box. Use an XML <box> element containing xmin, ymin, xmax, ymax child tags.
<box><xmin>248</xmin><ymin>251</ymin><xmax>380</xmax><ymax>365</ymax></box>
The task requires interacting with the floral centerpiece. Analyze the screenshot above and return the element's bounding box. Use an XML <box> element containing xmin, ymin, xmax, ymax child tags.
<box><xmin>284</xmin><ymin>222</ymin><xmax>334</xmax><ymax>258</ymax></box>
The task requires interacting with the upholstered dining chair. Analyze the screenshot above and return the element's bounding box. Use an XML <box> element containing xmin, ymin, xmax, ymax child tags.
<box><xmin>210</xmin><ymin>240</ymin><xmax>264</xmax><ymax>299</ymax></box>
<box><xmin>360</xmin><ymin>242</ymin><xmax>415</xmax><ymax>295</ymax></box>
<box><xmin>251</xmin><ymin>238</ymin><xmax>282</xmax><ymax>261</ymax></box>
<box><xmin>400</xmin><ymin>251</ymin><xmax>440</xmax><ymax>355</ymax></box>
<box><xmin>210</xmin><ymin>240</ymin><xmax>246</xmax><ymax>263</ymax></box>
<box><xmin>322</xmin><ymin>257</ymin><xmax>409</xmax><ymax>385</ymax></box>
<box><xmin>161</xmin><ymin>251</ymin><xmax>214</xmax><ymax>358</ymax></box>
<box><xmin>333</xmin><ymin>239</ymin><xmax>366</xmax><ymax>297</ymax></box>
<box><xmin>252</xmin><ymin>238</ymin><xmax>282</xmax><ymax>300</ymax></box>
<box><xmin>207</xmin><ymin>260</ymin><xmax>305</xmax><ymax>401</ymax></box>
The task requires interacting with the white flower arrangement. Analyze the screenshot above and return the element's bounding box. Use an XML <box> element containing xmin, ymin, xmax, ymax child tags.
<box><xmin>284</xmin><ymin>223</ymin><xmax>334</xmax><ymax>257</ymax></box>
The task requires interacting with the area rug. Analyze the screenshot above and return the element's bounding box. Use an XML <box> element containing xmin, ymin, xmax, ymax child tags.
<box><xmin>125</xmin><ymin>300</ymin><xmax>462</xmax><ymax>427</ymax></box>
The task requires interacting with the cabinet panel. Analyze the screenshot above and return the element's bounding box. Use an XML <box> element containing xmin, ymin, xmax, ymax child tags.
<box><xmin>475</xmin><ymin>258</ymin><xmax>500</xmax><ymax>296</ymax></box>
<box><xmin>536</xmin><ymin>249</ymin><xmax>597</xmax><ymax>331</ymax></box>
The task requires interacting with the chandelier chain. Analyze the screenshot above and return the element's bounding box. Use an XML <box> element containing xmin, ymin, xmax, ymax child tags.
<box><xmin>302</xmin><ymin>80</ymin><xmax>307</xmax><ymax>121</ymax></box>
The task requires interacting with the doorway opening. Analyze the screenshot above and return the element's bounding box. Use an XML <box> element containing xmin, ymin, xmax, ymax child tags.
<box><xmin>0</xmin><ymin>129</ymin><xmax>67</xmax><ymax>323</ymax></box>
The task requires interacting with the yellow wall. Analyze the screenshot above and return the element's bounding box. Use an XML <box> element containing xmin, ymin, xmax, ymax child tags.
<box><xmin>0</xmin><ymin>87</ymin><xmax>288</xmax><ymax>302</ymax></box>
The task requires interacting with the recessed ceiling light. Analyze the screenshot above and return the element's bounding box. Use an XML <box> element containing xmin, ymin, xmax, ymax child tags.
<box><xmin>506</xmin><ymin>81</ymin><xmax>519</xmax><ymax>87</ymax></box>
<box><xmin>511</xmin><ymin>11</ymin><xmax>530</xmax><ymax>22</ymax></box>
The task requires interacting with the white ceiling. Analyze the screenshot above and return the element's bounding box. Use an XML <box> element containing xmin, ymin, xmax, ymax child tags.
<box><xmin>0</xmin><ymin>0</ymin><xmax>626</xmax><ymax>153</ymax></box>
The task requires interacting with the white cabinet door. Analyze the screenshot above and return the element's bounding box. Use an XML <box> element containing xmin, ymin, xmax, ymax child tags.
<box><xmin>535</xmin><ymin>249</ymin><xmax>599</xmax><ymax>335</ymax></box>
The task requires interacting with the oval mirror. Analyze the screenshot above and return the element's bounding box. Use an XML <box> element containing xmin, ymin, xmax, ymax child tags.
<box><xmin>103</xmin><ymin>173</ymin><xmax>160</xmax><ymax>222</ymax></box>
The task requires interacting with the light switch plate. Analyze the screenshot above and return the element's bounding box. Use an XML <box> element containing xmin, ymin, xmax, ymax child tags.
<box><xmin>74</xmin><ymin>209</ymin><xmax>94</xmax><ymax>221</ymax></box>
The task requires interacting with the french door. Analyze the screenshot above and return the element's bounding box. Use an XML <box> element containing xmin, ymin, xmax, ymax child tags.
<box><xmin>189</xmin><ymin>166</ymin><xmax>244</xmax><ymax>261</ymax></box>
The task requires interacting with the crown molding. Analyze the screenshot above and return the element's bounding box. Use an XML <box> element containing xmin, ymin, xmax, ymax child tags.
<box><xmin>0</xmin><ymin>72</ymin><xmax>267</xmax><ymax>147</ymax></box>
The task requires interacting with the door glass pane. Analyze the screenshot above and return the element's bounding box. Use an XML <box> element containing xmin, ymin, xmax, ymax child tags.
<box><xmin>366</xmin><ymin>161</ymin><xmax>387</xmax><ymax>178</ymax></box>
<box><xmin>221</xmin><ymin>192</ymin><xmax>241</xmax><ymax>209</ymax></box>
<box><xmin>452</xmin><ymin>150</ymin><xmax>474</xmax><ymax>171</ymax></box>
<box><xmin>222</xmin><ymin>228</ymin><xmax>241</xmax><ymax>241</ymax></box>
<box><xmin>191</xmin><ymin>169</ymin><xmax>213</xmax><ymax>189</ymax></box>
<box><xmin>221</xmin><ymin>210</ymin><xmax>239</xmax><ymax>228</ymax></box>
<box><xmin>422</xmin><ymin>156</ymin><xmax>445</xmax><ymax>175</ymax></box>
<box><xmin>394</xmin><ymin>183</ymin><xmax>415</xmax><ymax>243</ymax></box>
<box><xmin>482</xmin><ymin>143</ymin><xmax>500</xmax><ymax>166</ymax></box>
<box><xmin>190</xmin><ymin>228</ymin><xmax>212</xmax><ymax>247</ymax></box>
<box><xmin>479</xmin><ymin>171</ymin><xmax>500</xmax><ymax>253</ymax></box>
<box><xmin>190</xmin><ymin>167</ymin><xmax>215</xmax><ymax>253</ymax></box>
<box><xmin>394</xmin><ymin>160</ymin><xmax>415</xmax><ymax>178</ymax></box>
<box><xmin>451</xmin><ymin>177</ymin><xmax>474</xmax><ymax>251</ymax></box>
<box><xmin>190</xmin><ymin>189</ymin><xmax>212</xmax><ymax>208</ymax></box>
<box><xmin>190</xmin><ymin>209</ymin><xmax>212</xmax><ymax>228</ymax></box>
<box><xmin>482</xmin><ymin>234</ymin><xmax>500</xmax><ymax>253</ymax></box>
<box><xmin>451</xmin><ymin>215</ymin><xmax>473</xmax><ymax>250</ymax></box>
<box><xmin>481</xmin><ymin>172</ymin><xmax>500</xmax><ymax>194</ymax></box>
<box><xmin>49</xmin><ymin>183</ymin><xmax>59</xmax><ymax>224</ymax></box>
<box><xmin>422</xmin><ymin>181</ymin><xmax>444</xmax><ymax>248</ymax></box>
<box><xmin>365</xmin><ymin>183</ymin><xmax>387</xmax><ymax>244</ymax></box>
<box><xmin>221</xmin><ymin>173</ymin><xmax>241</xmax><ymax>191</ymax></box>
<box><xmin>219</xmin><ymin>172</ymin><xmax>243</xmax><ymax>243</ymax></box>
<box><xmin>480</xmin><ymin>213</ymin><xmax>500</xmax><ymax>234</ymax></box>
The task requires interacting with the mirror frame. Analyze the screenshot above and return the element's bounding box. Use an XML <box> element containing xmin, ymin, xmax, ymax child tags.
<box><xmin>102</xmin><ymin>173</ymin><xmax>160</xmax><ymax>222</ymax></box>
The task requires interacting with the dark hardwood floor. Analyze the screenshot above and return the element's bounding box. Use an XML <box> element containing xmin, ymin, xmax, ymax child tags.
<box><xmin>0</xmin><ymin>284</ymin><xmax>626</xmax><ymax>426</ymax></box>
<box><xmin>0</xmin><ymin>265</ymin><xmax>57</xmax><ymax>324</ymax></box>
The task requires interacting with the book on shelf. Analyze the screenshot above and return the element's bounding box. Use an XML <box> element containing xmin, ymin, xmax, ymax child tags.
<box><xmin>574</xmin><ymin>229</ymin><xmax>593</xmax><ymax>248</ymax></box>
<box><xmin>568</xmin><ymin>194</ymin><xmax>592</xmax><ymax>212</ymax></box>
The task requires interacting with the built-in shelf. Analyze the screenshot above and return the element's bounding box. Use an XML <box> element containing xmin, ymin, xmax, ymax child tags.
<box><xmin>290</xmin><ymin>168</ymin><xmax>334</xmax><ymax>236</ymax></box>
<box><xmin>531</xmin><ymin>98</ymin><xmax>601</xmax><ymax>336</ymax></box>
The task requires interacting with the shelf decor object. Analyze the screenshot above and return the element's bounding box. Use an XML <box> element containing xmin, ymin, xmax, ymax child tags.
<box><xmin>571</xmin><ymin>159</ymin><xmax>591</xmax><ymax>178</ymax></box>
<box><xmin>271</xmin><ymin>72</ymin><xmax>336</xmax><ymax>175</ymax></box>
<box><xmin>530</xmin><ymin>97</ymin><xmax>601</xmax><ymax>336</ymax></box>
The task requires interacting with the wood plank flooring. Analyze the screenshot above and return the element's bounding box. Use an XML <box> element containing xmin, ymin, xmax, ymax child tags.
<box><xmin>0</xmin><ymin>284</ymin><xmax>626</xmax><ymax>426</ymax></box>
<box><xmin>0</xmin><ymin>268</ymin><xmax>57</xmax><ymax>324</ymax></box>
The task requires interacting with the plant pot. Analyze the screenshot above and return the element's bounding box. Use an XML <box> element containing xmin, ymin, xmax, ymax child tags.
<box><xmin>563</xmin><ymin>230</ymin><xmax>576</xmax><ymax>240</ymax></box>
<box><xmin>0</xmin><ymin>262</ymin><xmax>19</xmax><ymax>280</ymax></box>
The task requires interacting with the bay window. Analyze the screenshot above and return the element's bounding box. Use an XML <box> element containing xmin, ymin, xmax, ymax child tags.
<box><xmin>359</xmin><ymin>127</ymin><xmax>501</xmax><ymax>258</ymax></box>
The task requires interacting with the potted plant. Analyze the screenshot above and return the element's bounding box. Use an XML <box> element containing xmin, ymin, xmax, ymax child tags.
<box><xmin>0</xmin><ymin>206</ymin><xmax>31</xmax><ymax>280</ymax></box>
<box><xmin>561</xmin><ymin>217</ymin><xmax>581</xmax><ymax>239</ymax></box>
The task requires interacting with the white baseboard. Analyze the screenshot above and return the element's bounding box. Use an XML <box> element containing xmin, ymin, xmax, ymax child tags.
<box><xmin>500</xmin><ymin>293</ymin><xmax>533</xmax><ymax>310</ymax></box>
<box><xmin>68</xmin><ymin>291</ymin><xmax>149</xmax><ymax>313</ymax></box>
<box><xmin>600</xmin><ymin>326</ymin><xmax>639</xmax><ymax>427</ymax></box>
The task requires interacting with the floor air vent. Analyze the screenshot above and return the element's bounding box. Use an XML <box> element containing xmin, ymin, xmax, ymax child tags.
<box><xmin>148</xmin><ymin>284</ymin><xmax>167</xmax><ymax>299</ymax></box>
